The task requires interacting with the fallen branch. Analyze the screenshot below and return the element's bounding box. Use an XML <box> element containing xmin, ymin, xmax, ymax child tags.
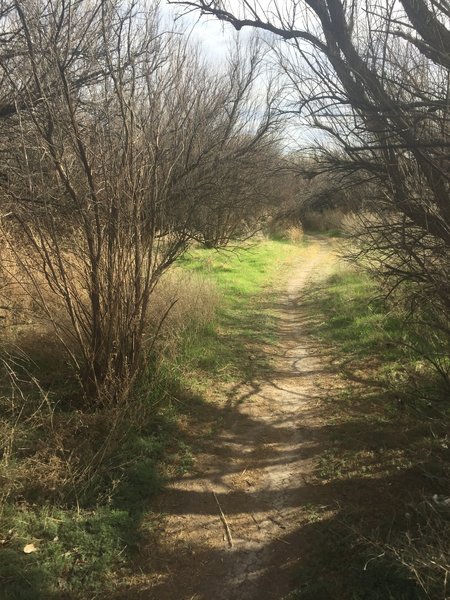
<box><xmin>251</xmin><ymin>513</ymin><xmax>261</xmax><ymax>529</ymax></box>
<box><xmin>274</xmin><ymin>535</ymin><xmax>291</xmax><ymax>545</ymax></box>
<box><xmin>213</xmin><ymin>492</ymin><xmax>233</xmax><ymax>548</ymax></box>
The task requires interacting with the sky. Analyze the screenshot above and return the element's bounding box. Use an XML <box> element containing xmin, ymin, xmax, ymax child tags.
<box><xmin>160</xmin><ymin>1</ymin><xmax>324</xmax><ymax>149</ymax></box>
<box><xmin>160</xmin><ymin>2</ymin><xmax>226</xmax><ymax>60</ymax></box>
<box><xmin>162</xmin><ymin>1</ymin><xmax>256</xmax><ymax>62</ymax></box>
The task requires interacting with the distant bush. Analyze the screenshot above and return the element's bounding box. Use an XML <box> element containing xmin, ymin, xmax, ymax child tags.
<box><xmin>300</xmin><ymin>208</ymin><xmax>347</xmax><ymax>232</ymax></box>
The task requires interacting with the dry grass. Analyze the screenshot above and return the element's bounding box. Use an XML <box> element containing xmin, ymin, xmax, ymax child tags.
<box><xmin>0</xmin><ymin>235</ymin><xmax>75</xmax><ymax>357</ymax></box>
<box><xmin>378</xmin><ymin>501</ymin><xmax>450</xmax><ymax>599</ymax></box>
<box><xmin>340</xmin><ymin>210</ymin><xmax>384</xmax><ymax>234</ymax></box>
<box><xmin>265</xmin><ymin>216</ymin><xmax>304</xmax><ymax>242</ymax></box>
<box><xmin>0</xmin><ymin>362</ymin><xmax>132</xmax><ymax>509</ymax></box>
<box><xmin>0</xmin><ymin>238</ymin><xmax>34</xmax><ymax>329</ymax></box>
<box><xmin>149</xmin><ymin>267</ymin><xmax>220</xmax><ymax>355</ymax></box>
<box><xmin>0</xmin><ymin>362</ymin><xmax>55</xmax><ymax>509</ymax></box>
<box><xmin>0</xmin><ymin>232</ymin><xmax>219</xmax><ymax>358</ymax></box>
<box><xmin>286</xmin><ymin>225</ymin><xmax>304</xmax><ymax>243</ymax></box>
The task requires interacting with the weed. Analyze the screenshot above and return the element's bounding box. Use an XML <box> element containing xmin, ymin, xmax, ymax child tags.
<box><xmin>0</xmin><ymin>505</ymin><xmax>136</xmax><ymax>599</ymax></box>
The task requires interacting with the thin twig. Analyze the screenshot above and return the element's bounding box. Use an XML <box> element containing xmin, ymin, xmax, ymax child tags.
<box><xmin>251</xmin><ymin>513</ymin><xmax>261</xmax><ymax>529</ymax></box>
<box><xmin>212</xmin><ymin>492</ymin><xmax>233</xmax><ymax>548</ymax></box>
<box><xmin>273</xmin><ymin>536</ymin><xmax>291</xmax><ymax>545</ymax></box>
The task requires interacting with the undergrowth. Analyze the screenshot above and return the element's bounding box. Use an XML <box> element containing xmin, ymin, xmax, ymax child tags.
<box><xmin>287</xmin><ymin>261</ymin><xmax>450</xmax><ymax>600</ymax></box>
<box><xmin>0</xmin><ymin>237</ymin><xmax>305</xmax><ymax>599</ymax></box>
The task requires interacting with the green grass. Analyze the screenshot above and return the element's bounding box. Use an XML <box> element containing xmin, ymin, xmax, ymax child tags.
<box><xmin>306</xmin><ymin>266</ymin><xmax>450</xmax><ymax>401</ymax></box>
<box><xmin>310</xmin><ymin>270</ymin><xmax>404</xmax><ymax>356</ymax></box>
<box><xmin>0</xmin><ymin>505</ymin><xmax>136</xmax><ymax>600</ymax></box>
<box><xmin>180</xmin><ymin>239</ymin><xmax>297</xmax><ymax>292</ymax></box>
<box><xmin>172</xmin><ymin>239</ymin><xmax>307</xmax><ymax>388</ymax></box>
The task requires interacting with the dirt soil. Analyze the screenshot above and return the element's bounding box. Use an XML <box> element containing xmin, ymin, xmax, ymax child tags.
<box><xmin>131</xmin><ymin>239</ymin><xmax>343</xmax><ymax>599</ymax></box>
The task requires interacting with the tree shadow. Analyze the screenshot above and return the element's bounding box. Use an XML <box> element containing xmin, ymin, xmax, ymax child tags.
<box><xmin>3</xmin><ymin>262</ymin><xmax>447</xmax><ymax>600</ymax></box>
<box><xmin>103</xmin><ymin>264</ymin><xmax>446</xmax><ymax>600</ymax></box>
<box><xmin>103</xmin><ymin>399</ymin><xmax>438</xmax><ymax>599</ymax></box>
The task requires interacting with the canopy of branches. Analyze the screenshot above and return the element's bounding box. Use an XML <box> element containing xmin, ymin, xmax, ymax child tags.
<box><xmin>175</xmin><ymin>0</ymin><xmax>450</xmax><ymax>327</ymax></box>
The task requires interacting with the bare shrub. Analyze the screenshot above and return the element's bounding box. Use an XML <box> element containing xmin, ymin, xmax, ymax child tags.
<box><xmin>0</xmin><ymin>258</ymin><xmax>222</xmax><ymax>509</ymax></box>
<box><xmin>0</xmin><ymin>1</ymin><xmax>280</xmax><ymax>405</ymax></box>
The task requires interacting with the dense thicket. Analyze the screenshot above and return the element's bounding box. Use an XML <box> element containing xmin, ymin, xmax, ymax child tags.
<box><xmin>0</xmin><ymin>0</ymin><xmax>287</xmax><ymax>403</ymax></box>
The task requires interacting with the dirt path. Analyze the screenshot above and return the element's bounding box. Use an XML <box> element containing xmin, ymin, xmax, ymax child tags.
<box><xmin>142</xmin><ymin>239</ymin><xmax>341</xmax><ymax>599</ymax></box>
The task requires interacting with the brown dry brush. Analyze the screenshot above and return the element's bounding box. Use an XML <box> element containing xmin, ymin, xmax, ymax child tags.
<box><xmin>359</xmin><ymin>500</ymin><xmax>450</xmax><ymax>600</ymax></box>
<box><xmin>0</xmin><ymin>353</ymin><xmax>144</xmax><ymax>509</ymax></box>
<box><xmin>0</xmin><ymin>0</ymin><xmax>282</xmax><ymax>406</ymax></box>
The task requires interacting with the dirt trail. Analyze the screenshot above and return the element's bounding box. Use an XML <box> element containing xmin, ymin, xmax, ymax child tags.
<box><xmin>145</xmin><ymin>239</ymin><xmax>340</xmax><ymax>599</ymax></box>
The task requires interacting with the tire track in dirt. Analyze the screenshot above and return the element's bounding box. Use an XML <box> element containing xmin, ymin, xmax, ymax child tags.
<box><xmin>137</xmin><ymin>238</ymin><xmax>340</xmax><ymax>599</ymax></box>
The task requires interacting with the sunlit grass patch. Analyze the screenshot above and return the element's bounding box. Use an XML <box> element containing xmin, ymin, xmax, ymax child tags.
<box><xmin>172</xmin><ymin>239</ymin><xmax>308</xmax><ymax>387</ymax></box>
<box><xmin>309</xmin><ymin>269</ymin><xmax>405</xmax><ymax>358</ymax></box>
<box><xmin>179</xmin><ymin>239</ymin><xmax>302</xmax><ymax>298</ymax></box>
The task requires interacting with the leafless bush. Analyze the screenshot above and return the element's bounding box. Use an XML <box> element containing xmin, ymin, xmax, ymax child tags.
<box><xmin>0</xmin><ymin>0</ymin><xmax>283</xmax><ymax>405</ymax></box>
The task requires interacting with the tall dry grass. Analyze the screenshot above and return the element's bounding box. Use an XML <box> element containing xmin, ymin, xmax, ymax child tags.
<box><xmin>265</xmin><ymin>216</ymin><xmax>304</xmax><ymax>242</ymax></box>
<box><xmin>0</xmin><ymin>246</ymin><xmax>220</xmax><ymax>509</ymax></box>
<box><xmin>148</xmin><ymin>267</ymin><xmax>220</xmax><ymax>356</ymax></box>
<box><xmin>364</xmin><ymin>500</ymin><xmax>450</xmax><ymax>599</ymax></box>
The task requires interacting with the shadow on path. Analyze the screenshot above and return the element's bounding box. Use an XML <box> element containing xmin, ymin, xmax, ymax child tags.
<box><xmin>110</xmin><ymin>239</ymin><xmax>433</xmax><ymax>600</ymax></box>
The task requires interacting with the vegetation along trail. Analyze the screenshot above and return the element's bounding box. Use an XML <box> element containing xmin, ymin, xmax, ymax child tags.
<box><xmin>139</xmin><ymin>238</ymin><xmax>340</xmax><ymax>599</ymax></box>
